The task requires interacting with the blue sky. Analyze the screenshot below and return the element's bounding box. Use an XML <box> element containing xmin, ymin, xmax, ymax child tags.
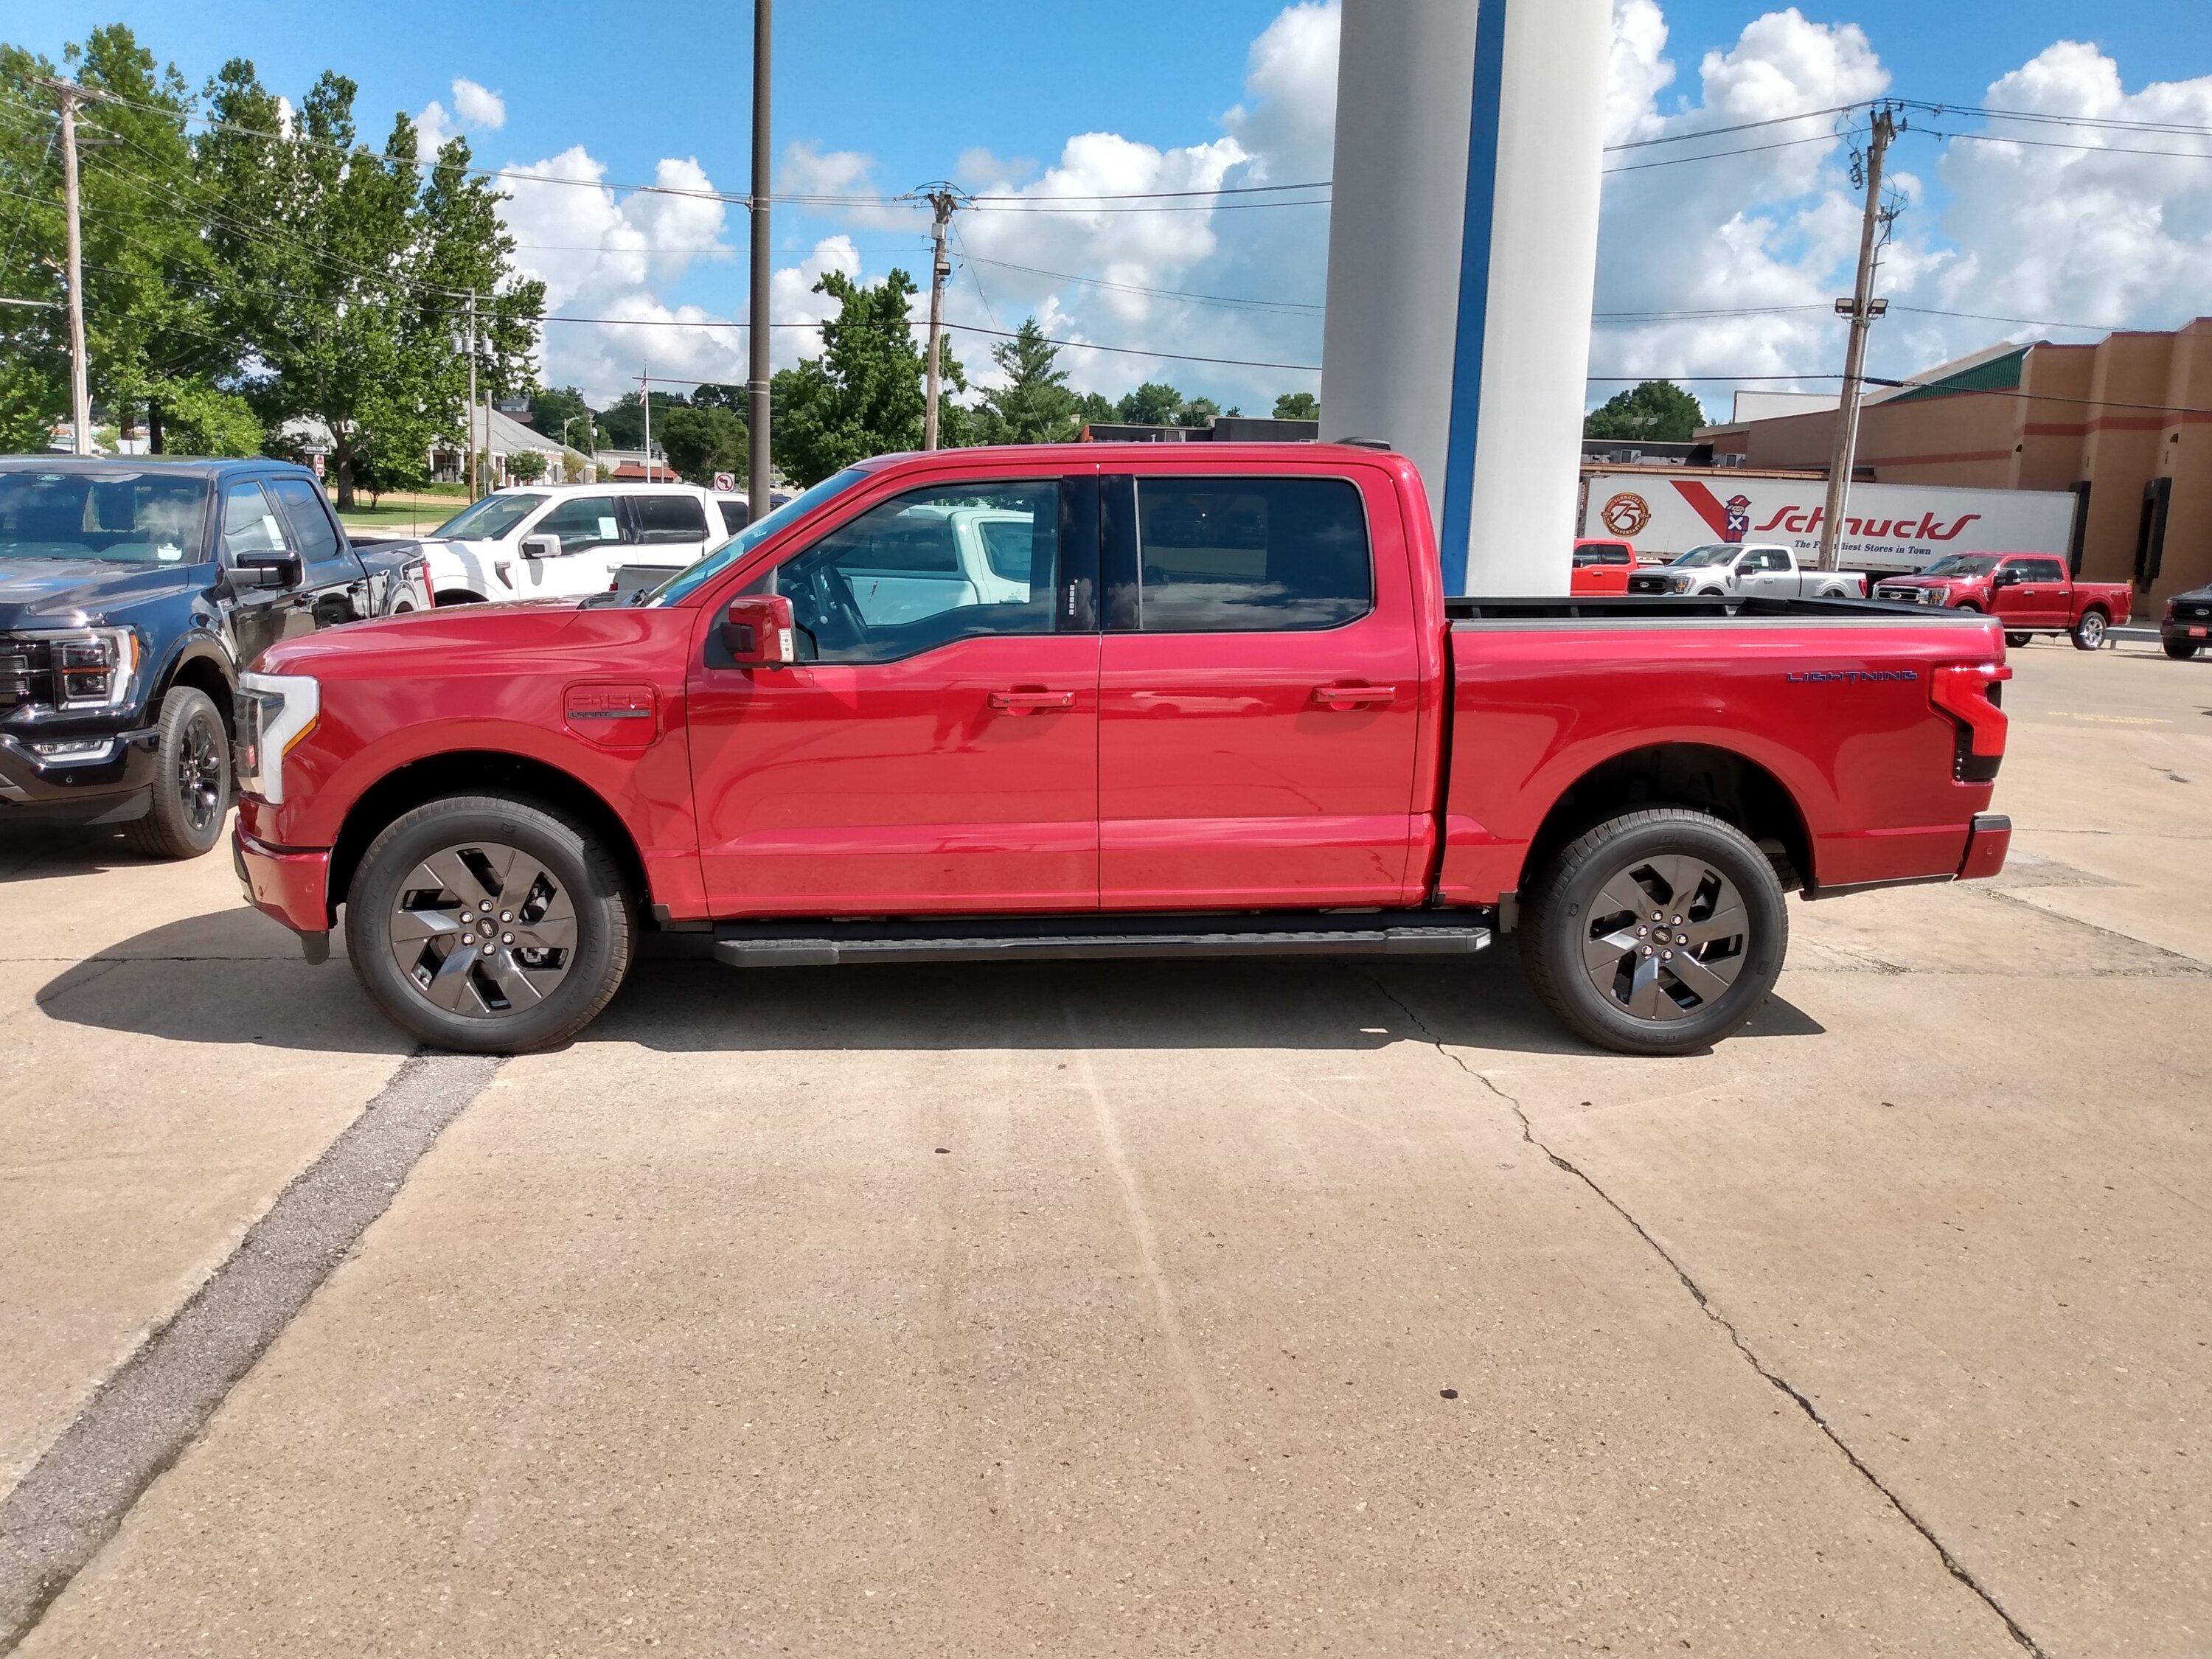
<box><xmin>6</xmin><ymin>1</ymin><xmax>2210</xmax><ymax>410</ymax></box>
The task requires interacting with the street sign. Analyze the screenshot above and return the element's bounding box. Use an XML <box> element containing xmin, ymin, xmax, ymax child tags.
<box><xmin>311</xmin><ymin>451</ymin><xmax>324</xmax><ymax>478</ymax></box>
<box><xmin>712</xmin><ymin>472</ymin><xmax>737</xmax><ymax>493</ymax></box>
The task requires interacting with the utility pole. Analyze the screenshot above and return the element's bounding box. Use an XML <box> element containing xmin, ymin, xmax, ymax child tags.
<box><xmin>921</xmin><ymin>186</ymin><xmax>957</xmax><ymax>451</ymax></box>
<box><xmin>465</xmin><ymin>290</ymin><xmax>480</xmax><ymax>500</ymax></box>
<box><xmin>641</xmin><ymin>371</ymin><xmax>653</xmax><ymax>482</ymax></box>
<box><xmin>746</xmin><ymin>0</ymin><xmax>773</xmax><ymax>512</ymax></box>
<box><xmin>1818</xmin><ymin>105</ymin><xmax>1901</xmax><ymax>571</ymax></box>
<box><xmin>37</xmin><ymin>80</ymin><xmax>93</xmax><ymax>456</ymax></box>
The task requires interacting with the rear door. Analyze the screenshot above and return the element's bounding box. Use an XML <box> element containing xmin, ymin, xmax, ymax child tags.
<box><xmin>687</xmin><ymin>470</ymin><xmax>1102</xmax><ymax>914</ymax></box>
<box><xmin>1097</xmin><ymin>467</ymin><xmax>1422</xmax><ymax>909</ymax></box>
<box><xmin>626</xmin><ymin>491</ymin><xmax>714</xmax><ymax>577</ymax></box>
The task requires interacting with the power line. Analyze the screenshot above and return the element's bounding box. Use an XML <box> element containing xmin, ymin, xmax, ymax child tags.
<box><xmin>953</xmin><ymin>252</ymin><xmax>1323</xmax><ymax>314</ymax></box>
<box><xmin>1602</xmin><ymin>102</ymin><xmax>1872</xmax><ymax>153</ymax></box>
<box><xmin>1603</xmin><ymin>129</ymin><xmax>1864</xmax><ymax>175</ymax></box>
<box><xmin>1920</xmin><ymin>127</ymin><xmax>2212</xmax><ymax>163</ymax></box>
<box><xmin>535</xmin><ymin>308</ymin><xmax>1322</xmax><ymax>372</ymax></box>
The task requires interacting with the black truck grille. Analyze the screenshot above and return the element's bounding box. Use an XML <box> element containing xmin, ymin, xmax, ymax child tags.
<box><xmin>0</xmin><ymin>638</ymin><xmax>52</xmax><ymax>710</ymax></box>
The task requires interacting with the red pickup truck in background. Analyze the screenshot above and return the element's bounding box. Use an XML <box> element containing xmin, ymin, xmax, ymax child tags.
<box><xmin>1571</xmin><ymin>537</ymin><xmax>1637</xmax><ymax>596</ymax></box>
<box><xmin>234</xmin><ymin>444</ymin><xmax>2013</xmax><ymax>1059</ymax></box>
<box><xmin>1874</xmin><ymin>553</ymin><xmax>2132</xmax><ymax>650</ymax></box>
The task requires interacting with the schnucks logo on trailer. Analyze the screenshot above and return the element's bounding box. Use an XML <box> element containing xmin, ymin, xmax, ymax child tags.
<box><xmin>1674</xmin><ymin>481</ymin><xmax>1983</xmax><ymax>546</ymax></box>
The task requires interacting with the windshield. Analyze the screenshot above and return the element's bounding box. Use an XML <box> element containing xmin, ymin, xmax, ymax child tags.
<box><xmin>641</xmin><ymin>467</ymin><xmax>874</xmax><ymax>606</ymax></box>
<box><xmin>1671</xmin><ymin>543</ymin><xmax>1739</xmax><ymax>568</ymax></box>
<box><xmin>433</xmin><ymin>493</ymin><xmax>546</xmax><ymax>541</ymax></box>
<box><xmin>0</xmin><ymin>470</ymin><xmax>210</xmax><ymax>563</ymax></box>
<box><xmin>1919</xmin><ymin>555</ymin><xmax>1997</xmax><ymax>577</ymax></box>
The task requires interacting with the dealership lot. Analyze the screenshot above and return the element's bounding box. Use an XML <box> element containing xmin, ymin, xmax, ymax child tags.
<box><xmin>2</xmin><ymin>642</ymin><xmax>2208</xmax><ymax>1656</ymax></box>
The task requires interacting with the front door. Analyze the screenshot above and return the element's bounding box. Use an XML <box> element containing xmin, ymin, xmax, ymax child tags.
<box><xmin>521</xmin><ymin>493</ymin><xmax>628</xmax><ymax>599</ymax></box>
<box><xmin>266</xmin><ymin>476</ymin><xmax>368</xmax><ymax>628</ymax></box>
<box><xmin>687</xmin><ymin>473</ymin><xmax>1102</xmax><ymax>916</ymax></box>
<box><xmin>1994</xmin><ymin>557</ymin><xmax>2066</xmax><ymax>628</ymax></box>
<box><xmin>218</xmin><ymin>479</ymin><xmax>305</xmax><ymax>667</ymax></box>
<box><xmin>1097</xmin><ymin>470</ymin><xmax>1424</xmax><ymax>909</ymax></box>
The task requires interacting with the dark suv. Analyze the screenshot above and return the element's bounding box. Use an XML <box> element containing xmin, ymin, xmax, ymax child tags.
<box><xmin>0</xmin><ymin>456</ymin><xmax>428</xmax><ymax>858</ymax></box>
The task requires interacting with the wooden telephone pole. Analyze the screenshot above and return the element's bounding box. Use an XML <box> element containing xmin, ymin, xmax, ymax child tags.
<box><xmin>921</xmin><ymin>186</ymin><xmax>958</xmax><ymax>450</ymax></box>
<box><xmin>33</xmin><ymin>79</ymin><xmax>96</xmax><ymax>455</ymax></box>
<box><xmin>1818</xmin><ymin>105</ymin><xmax>1902</xmax><ymax>571</ymax></box>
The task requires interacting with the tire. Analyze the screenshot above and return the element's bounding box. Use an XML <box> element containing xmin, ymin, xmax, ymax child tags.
<box><xmin>2071</xmin><ymin>610</ymin><xmax>2109</xmax><ymax>650</ymax></box>
<box><xmin>344</xmin><ymin>793</ymin><xmax>633</xmax><ymax>1054</ymax></box>
<box><xmin>1520</xmin><ymin>807</ymin><xmax>1788</xmax><ymax>1057</ymax></box>
<box><xmin>121</xmin><ymin>685</ymin><xmax>230</xmax><ymax>860</ymax></box>
<box><xmin>435</xmin><ymin>589</ymin><xmax>487</xmax><ymax>607</ymax></box>
<box><xmin>2166</xmin><ymin>638</ymin><xmax>2200</xmax><ymax>661</ymax></box>
<box><xmin>2006</xmin><ymin>632</ymin><xmax>2033</xmax><ymax>650</ymax></box>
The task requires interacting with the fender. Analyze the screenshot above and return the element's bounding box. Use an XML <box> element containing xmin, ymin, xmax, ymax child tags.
<box><xmin>146</xmin><ymin>629</ymin><xmax>237</xmax><ymax>712</ymax></box>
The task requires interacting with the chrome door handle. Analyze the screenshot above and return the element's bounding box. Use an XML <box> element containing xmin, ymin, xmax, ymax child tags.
<box><xmin>988</xmin><ymin>689</ymin><xmax>1077</xmax><ymax>714</ymax></box>
<box><xmin>1311</xmin><ymin>683</ymin><xmax>1397</xmax><ymax>709</ymax></box>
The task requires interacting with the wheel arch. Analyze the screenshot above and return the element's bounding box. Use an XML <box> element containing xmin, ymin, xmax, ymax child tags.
<box><xmin>325</xmin><ymin>749</ymin><xmax>651</xmax><ymax>928</ymax></box>
<box><xmin>154</xmin><ymin>638</ymin><xmax>239</xmax><ymax>733</ymax></box>
<box><xmin>1515</xmin><ymin>742</ymin><xmax>1815</xmax><ymax>900</ymax></box>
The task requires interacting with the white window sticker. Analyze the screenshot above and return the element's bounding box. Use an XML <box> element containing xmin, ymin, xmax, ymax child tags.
<box><xmin>156</xmin><ymin>543</ymin><xmax>183</xmax><ymax>563</ymax></box>
<box><xmin>599</xmin><ymin>515</ymin><xmax>618</xmax><ymax>540</ymax></box>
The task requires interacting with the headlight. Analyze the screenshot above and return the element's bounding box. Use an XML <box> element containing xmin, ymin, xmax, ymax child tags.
<box><xmin>235</xmin><ymin>672</ymin><xmax>319</xmax><ymax>804</ymax></box>
<box><xmin>42</xmin><ymin>627</ymin><xmax>140</xmax><ymax>710</ymax></box>
<box><xmin>1667</xmin><ymin>574</ymin><xmax>1695</xmax><ymax>593</ymax></box>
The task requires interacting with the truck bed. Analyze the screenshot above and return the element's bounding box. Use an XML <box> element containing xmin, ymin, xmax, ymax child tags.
<box><xmin>1444</xmin><ymin>594</ymin><xmax>1992</xmax><ymax>625</ymax></box>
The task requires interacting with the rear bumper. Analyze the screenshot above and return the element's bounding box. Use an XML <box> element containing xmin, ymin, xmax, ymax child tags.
<box><xmin>1957</xmin><ymin>813</ymin><xmax>2011</xmax><ymax>883</ymax></box>
<box><xmin>234</xmin><ymin>826</ymin><xmax>333</xmax><ymax>961</ymax></box>
<box><xmin>0</xmin><ymin>725</ymin><xmax>161</xmax><ymax>824</ymax></box>
<box><xmin>2163</xmin><ymin>619</ymin><xmax>2211</xmax><ymax>647</ymax></box>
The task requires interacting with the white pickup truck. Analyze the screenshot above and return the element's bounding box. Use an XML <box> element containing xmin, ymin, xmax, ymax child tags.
<box><xmin>1627</xmin><ymin>542</ymin><xmax>1868</xmax><ymax>600</ymax></box>
<box><xmin>410</xmin><ymin>483</ymin><xmax>749</xmax><ymax>606</ymax></box>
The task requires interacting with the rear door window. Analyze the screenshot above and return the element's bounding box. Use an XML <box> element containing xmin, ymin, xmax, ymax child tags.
<box><xmin>2021</xmin><ymin>557</ymin><xmax>2066</xmax><ymax>582</ymax></box>
<box><xmin>632</xmin><ymin>493</ymin><xmax>710</xmax><ymax>544</ymax></box>
<box><xmin>1115</xmin><ymin>476</ymin><xmax>1371</xmax><ymax>633</ymax></box>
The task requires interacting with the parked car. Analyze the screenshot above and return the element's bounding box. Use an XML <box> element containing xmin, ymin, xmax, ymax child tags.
<box><xmin>402</xmin><ymin>482</ymin><xmax>731</xmax><ymax>607</ymax></box>
<box><xmin>1571</xmin><ymin>537</ymin><xmax>1637</xmax><ymax>597</ymax></box>
<box><xmin>1628</xmin><ymin>542</ymin><xmax>1867</xmax><ymax>600</ymax></box>
<box><xmin>234</xmin><ymin>443</ymin><xmax>2013</xmax><ymax>1059</ymax></box>
<box><xmin>2161</xmin><ymin>582</ymin><xmax>2212</xmax><ymax>661</ymax></box>
<box><xmin>0</xmin><ymin>456</ymin><xmax>428</xmax><ymax>858</ymax></box>
<box><xmin>1872</xmin><ymin>554</ymin><xmax>2132</xmax><ymax>650</ymax></box>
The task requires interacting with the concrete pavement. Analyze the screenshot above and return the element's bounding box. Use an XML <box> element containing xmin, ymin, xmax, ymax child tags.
<box><xmin>3</xmin><ymin>641</ymin><xmax>2208</xmax><ymax>1655</ymax></box>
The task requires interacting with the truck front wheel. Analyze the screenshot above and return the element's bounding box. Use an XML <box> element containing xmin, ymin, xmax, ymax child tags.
<box><xmin>122</xmin><ymin>685</ymin><xmax>231</xmax><ymax>860</ymax></box>
<box><xmin>344</xmin><ymin>794</ymin><xmax>633</xmax><ymax>1054</ymax></box>
<box><xmin>1520</xmin><ymin>808</ymin><xmax>1787</xmax><ymax>1057</ymax></box>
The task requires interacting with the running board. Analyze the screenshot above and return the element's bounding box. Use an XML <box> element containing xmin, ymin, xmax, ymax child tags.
<box><xmin>711</xmin><ymin>914</ymin><xmax>1493</xmax><ymax>969</ymax></box>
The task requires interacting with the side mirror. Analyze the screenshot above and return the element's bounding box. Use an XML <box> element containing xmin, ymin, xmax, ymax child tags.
<box><xmin>721</xmin><ymin>593</ymin><xmax>796</xmax><ymax>666</ymax></box>
<box><xmin>235</xmin><ymin>551</ymin><xmax>303</xmax><ymax>588</ymax></box>
<box><xmin>519</xmin><ymin>534</ymin><xmax>560</xmax><ymax>560</ymax></box>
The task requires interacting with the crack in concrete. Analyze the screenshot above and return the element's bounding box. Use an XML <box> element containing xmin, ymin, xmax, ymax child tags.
<box><xmin>0</xmin><ymin>1049</ymin><xmax>505</xmax><ymax>1654</ymax></box>
<box><xmin>1363</xmin><ymin>973</ymin><xmax>2047</xmax><ymax>1658</ymax></box>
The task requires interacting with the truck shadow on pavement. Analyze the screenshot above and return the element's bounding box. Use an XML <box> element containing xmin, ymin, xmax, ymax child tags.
<box><xmin>0</xmin><ymin>825</ymin><xmax>153</xmax><ymax>883</ymax></box>
<box><xmin>37</xmin><ymin>907</ymin><xmax>1826</xmax><ymax>1060</ymax></box>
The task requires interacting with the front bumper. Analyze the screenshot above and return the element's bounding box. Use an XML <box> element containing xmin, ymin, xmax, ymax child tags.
<box><xmin>234</xmin><ymin>824</ymin><xmax>333</xmax><ymax>962</ymax></box>
<box><xmin>0</xmin><ymin>724</ymin><xmax>162</xmax><ymax>824</ymax></box>
<box><xmin>1957</xmin><ymin>813</ymin><xmax>2011</xmax><ymax>883</ymax></box>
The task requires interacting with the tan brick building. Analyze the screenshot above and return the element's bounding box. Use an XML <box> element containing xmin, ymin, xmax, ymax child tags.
<box><xmin>1701</xmin><ymin>319</ymin><xmax>2212</xmax><ymax>604</ymax></box>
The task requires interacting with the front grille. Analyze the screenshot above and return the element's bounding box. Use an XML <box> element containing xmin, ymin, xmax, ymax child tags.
<box><xmin>1627</xmin><ymin>574</ymin><xmax>1671</xmax><ymax>595</ymax></box>
<box><xmin>1876</xmin><ymin>587</ymin><xmax>1922</xmax><ymax>603</ymax></box>
<box><xmin>0</xmin><ymin>637</ymin><xmax>55</xmax><ymax>710</ymax></box>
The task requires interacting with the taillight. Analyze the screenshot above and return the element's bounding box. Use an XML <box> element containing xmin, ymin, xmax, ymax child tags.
<box><xmin>1931</xmin><ymin>662</ymin><xmax>2011</xmax><ymax>783</ymax></box>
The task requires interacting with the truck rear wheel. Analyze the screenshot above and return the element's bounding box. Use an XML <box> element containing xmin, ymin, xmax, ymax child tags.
<box><xmin>122</xmin><ymin>685</ymin><xmax>230</xmax><ymax>860</ymax></box>
<box><xmin>2166</xmin><ymin>638</ymin><xmax>2201</xmax><ymax>661</ymax></box>
<box><xmin>1520</xmin><ymin>808</ymin><xmax>1787</xmax><ymax>1057</ymax></box>
<box><xmin>344</xmin><ymin>793</ymin><xmax>633</xmax><ymax>1054</ymax></box>
<box><xmin>2071</xmin><ymin>611</ymin><xmax>2108</xmax><ymax>650</ymax></box>
<box><xmin>2006</xmin><ymin>632</ymin><xmax>2033</xmax><ymax>650</ymax></box>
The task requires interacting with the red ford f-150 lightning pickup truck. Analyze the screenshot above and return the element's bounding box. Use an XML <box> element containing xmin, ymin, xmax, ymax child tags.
<box><xmin>1873</xmin><ymin>553</ymin><xmax>2132</xmax><ymax>650</ymax></box>
<box><xmin>232</xmin><ymin>444</ymin><xmax>2014</xmax><ymax>1057</ymax></box>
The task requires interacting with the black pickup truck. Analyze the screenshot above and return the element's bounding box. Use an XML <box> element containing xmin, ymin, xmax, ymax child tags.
<box><xmin>0</xmin><ymin>456</ymin><xmax>429</xmax><ymax>858</ymax></box>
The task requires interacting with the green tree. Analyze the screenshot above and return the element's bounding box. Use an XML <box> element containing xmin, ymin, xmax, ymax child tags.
<box><xmin>160</xmin><ymin>383</ymin><xmax>262</xmax><ymax>456</ymax></box>
<box><xmin>771</xmin><ymin>268</ymin><xmax>967</xmax><ymax>484</ymax></box>
<box><xmin>1178</xmin><ymin>395</ymin><xmax>1220</xmax><ymax>428</ymax></box>
<box><xmin>658</xmin><ymin>404</ymin><xmax>747</xmax><ymax>486</ymax></box>
<box><xmin>1072</xmin><ymin>391</ymin><xmax>1114</xmax><ymax>428</ymax></box>
<box><xmin>1583</xmin><ymin>380</ymin><xmax>1705</xmax><ymax>442</ymax></box>
<box><xmin>973</xmin><ymin>316</ymin><xmax>1077</xmax><ymax>445</ymax></box>
<box><xmin>195</xmin><ymin>63</ymin><xmax>542</xmax><ymax>506</ymax></box>
<box><xmin>0</xmin><ymin>27</ymin><xmax>232</xmax><ymax>452</ymax></box>
<box><xmin>596</xmin><ymin>388</ymin><xmax>687</xmax><ymax>452</ymax></box>
<box><xmin>504</xmin><ymin>448</ymin><xmax>548</xmax><ymax>484</ymax></box>
<box><xmin>528</xmin><ymin>385</ymin><xmax>593</xmax><ymax>444</ymax></box>
<box><xmin>1273</xmin><ymin>392</ymin><xmax>1319</xmax><ymax>421</ymax></box>
<box><xmin>1115</xmin><ymin>382</ymin><xmax>1183</xmax><ymax>426</ymax></box>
